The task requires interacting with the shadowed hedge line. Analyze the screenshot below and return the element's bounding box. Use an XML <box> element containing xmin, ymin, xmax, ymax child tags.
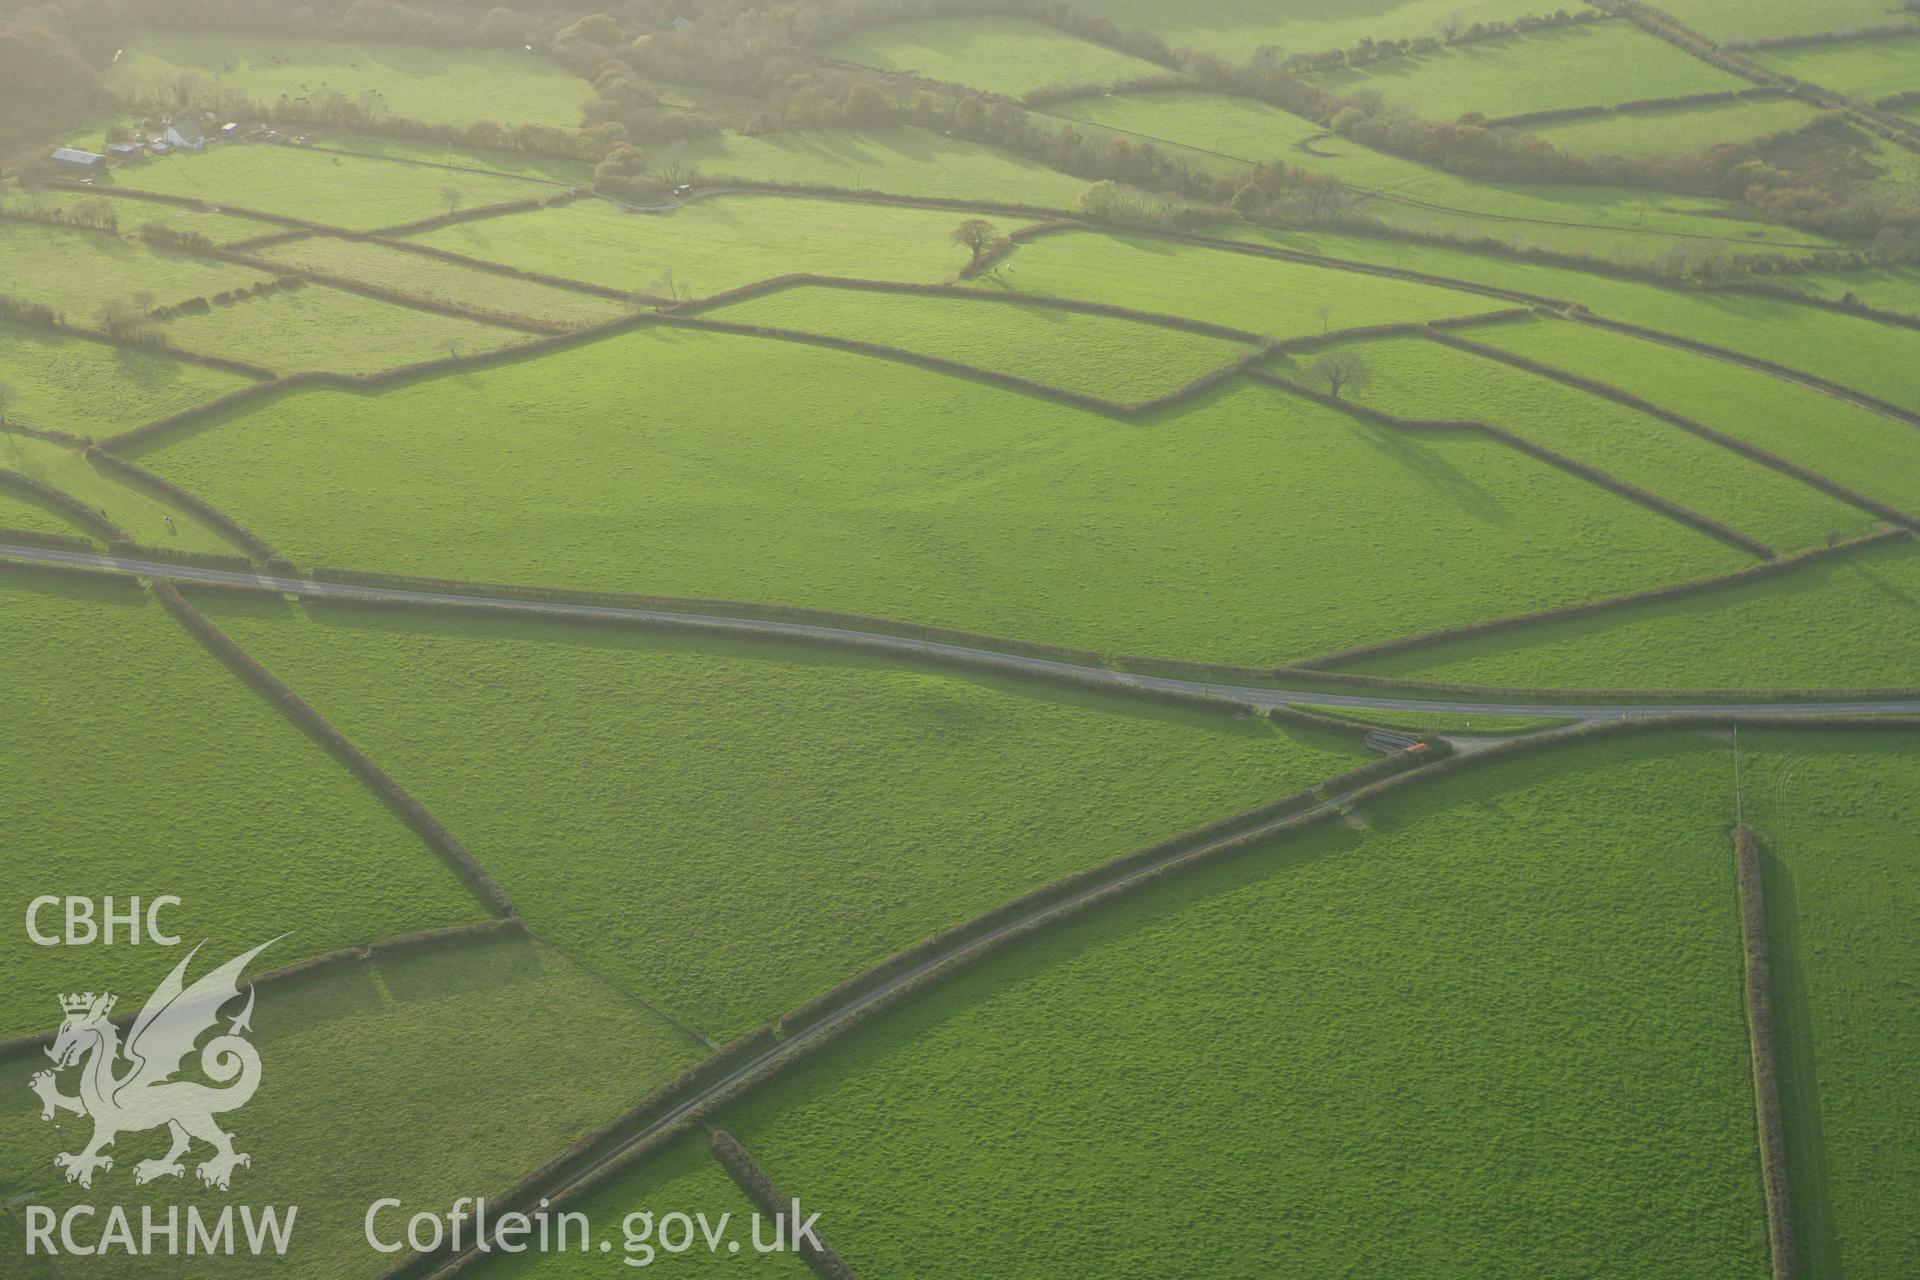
<box><xmin>31</xmin><ymin>178</ymin><xmax>319</xmax><ymax>231</ymax></box>
<box><xmin>207</xmin><ymin>247</ymin><xmax>570</xmax><ymax>336</ymax></box>
<box><xmin>773</xmin><ymin>745</ymin><xmax>1433</xmax><ymax>1040</ymax></box>
<box><xmin>0</xmin><ymin>555</ymin><xmax>141</xmax><ymax>589</ymax></box>
<box><xmin>706</xmin><ymin>180</ymin><xmax>1076</xmax><ymax>221</ymax></box>
<box><xmin>1568</xmin><ymin>312</ymin><xmax>1920</xmax><ymax>427</ymax></box>
<box><xmin>1486</xmin><ymin>86</ymin><xmax>1788</xmax><ymax>129</ymax></box>
<box><xmin>1294</xmin><ymin>526</ymin><xmax>1911</xmax><ymax>669</ymax></box>
<box><xmin>0</xmin><ymin>525</ymin><xmax>94</xmax><ymax>552</ymax></box>
<box><xmin>1736</xmin><ymin>824</ymin><xmax>1795</xmax><ymax>1280</ymax></box>
<box><xmin>0</xmin><ymin>418</ymin><xmax>92</xmax><ymax>448</ymax></box>
<box><xmin>153</xmin><ymin>581</ymin><xmax>515</xmax><ymax>917</ymax></box>
<box><xmin>1250</xmin><ymin>368</ymin><xmax>1777</xmax><ymax>558</ymax></box>
<box><xmin>365</xmin><ymin>189</ymin><xmax>588</xmax><ymax>240</ymax></box>
<box><xmin>0</xmin><ymin>467</ymin><xmax>130</xmax><ymax>541</ymax></box>
<box><xmin>363</xmin><ymin>234</ymin><xmax>652</xmax><ymax>302</ymax></box>
<box><xmin>107</xmin><ymin>539</ymin><xmax>255</xmax><ymax>573</ymax></box>
<box><xmin>2</xmin><ymin>308</ymin><xmax>276</xmax><ymax>380</ymax></box>
<box><xmin>711</xmin><ymin>1131</ymin><xmax>859</xmax><ymax>1280</ymax></box>
<box><xmin>653</xmin><ymin>311</ymin><xmax>1268</xmax><ymax>418</ymax></box>
<box><xmin>373</xmin><ymin>1023</ymin><xmax>784</xmax><ymax>1280</ymax></box>
<box><xmin>84</xmin><ymin>446</ymin><xmax>277</xmax><ymax>560</ymax></box>
<box><xmin>1431</xmin><ymin>326</ymin><xmax>1920</xmax><ymax>531</ymax></box>
<box><xmin>679</xmin><ymin>272</ymin><xmax>1271</xmax><ymax>343</ymax></box>
<box><xmin>0</xmin><ymin>918</ymin><xmax>522</xmax><ymax>1065</ymax></box>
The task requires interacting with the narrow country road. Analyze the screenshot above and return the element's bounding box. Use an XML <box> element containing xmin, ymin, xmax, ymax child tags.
<box><xmin>7</xmin><ymin>543</ymin><xmax>1917</xmax><ymax>721</ymax></box>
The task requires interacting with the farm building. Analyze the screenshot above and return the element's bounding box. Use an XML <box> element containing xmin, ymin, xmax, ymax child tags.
<box><xmin>161</xmin><ymin>120</ymin><xmax>206</xmax><ymax>150</ymax></box>
<box><xmin>106</xmin><ymin>142</ymin><xmax>145</xmax><ymax>163</ymax></box>
<box><xmin>47</xmin><ymin>147</ymin><xmax>105</xmax><ymax>174</ymax></box>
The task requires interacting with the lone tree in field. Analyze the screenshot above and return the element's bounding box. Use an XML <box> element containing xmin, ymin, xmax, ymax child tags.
<box><xmin>1311</xmin><ymin>350</ymin><xmax>1372</xmax><ymax>400</ymax></box>
<box><xmin>440</xmin><ymin>186</ymin><xmax>464</xmax><ymax>216</ymax></box>
<box><xmin>950</xmin><ymin>218</ymin><xmax>998</xmax><ymax>265</ymax></box>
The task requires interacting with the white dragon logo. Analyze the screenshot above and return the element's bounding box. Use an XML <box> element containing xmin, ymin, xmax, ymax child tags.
<box><xmin>29</xmin><ymin>938</ymin><xmax>278</xmax><ymax>1191</ymax></box>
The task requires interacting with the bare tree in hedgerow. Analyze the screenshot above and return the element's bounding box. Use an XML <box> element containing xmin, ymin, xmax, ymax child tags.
<box><xmin>950</xmin><ymin>218</ymin><xmax>998</xmax><ymax>266</ymax></box>
<box><xmin>1311</xmin><ymin>350</ymin><xmax>1372</xmax><ymax>400</ymax></box>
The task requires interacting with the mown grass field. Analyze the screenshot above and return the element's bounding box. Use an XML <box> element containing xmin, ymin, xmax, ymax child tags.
<box><xmin>675</xmin><ymin>126</ymin><xmax>1094</xmax><ymax>206</ymax></box>
<box><xmin>0</xmin><ymin>430</ymin><xmax>242</xmax><ymax>551</ymax></box>
<box><xmin>1745</xmin><ymin>732</ymin><xmax>1920</xmax><ymax>1280</ymax></box>
<box><xmin>825</xmin><ymin>16</ymin><xmax>1163</xmax><ymax>97</ymax></box>
<box><xmin>0</xmin><ymin>570</ymin><xmax>486</xmax><ymax>1037</ymax></box>
<box><xmin>1054</xmin><ymin>91</ymin><xmax>1835</xmax><ymax>259</ymax></box>
<box><xmin>110</xmin><ymin>144</ymin><xmax>547</xmax><ymax>230</ymax></box>
<box><xmin>1755</xmin><ymin>33</ymin><xmax>1920</xmax><ymax>100</ymax></box>
<box><xmin>706</xmin><ymin>284</ymin><xmax>1253</xmax><ymax>400</ymax></box>
<box><xmin>1338</xmin><ymin>535</ymin><xmax>1920</xmax><ymax>691</ymax></box>
<box><xmin>193</xmin><ymin>594</ymin><xmax>1366</xmax><ymax>1037</ymax></box>
<box><xmin>1301</xmin><ymin>21</ymin><xmax>1745</xmax><ymax>121</ymax></box>
<box><xmin>0</xmin><ymin>934</ymin><xmax>702</xmax><ymax>1278</ymax></box>
<box><xmin>406</xmin><ymin>196</ymin><xmax>977</xmax><ymax>296</ymax></box>
<box><xmin>1522</xmin><ymin>95</ymin><xmax>1827</xmax><ymax>158</ymax></box>
<box><xmin>0</xmin><ymin>323</ymin><xmax>252</xmax><ymax>436</ymax></box>
<box><xmin>1068</xmin><ymin>0</ymin><xmax>1549</xmax><ymax>61</ymax></box>
<box><xmin>254</xmin><ymin>237</ymin><xmax>632</xmax><ymax>327</ymax></box>
<box><xmin>974</xmin><ymin>228</ymin><xmax>1493</xmax><ymax>334</ymax></box>
<box><xmin>0</xmin><ymin>220</ymin><xmax>262</xmax><ymax>317</ymax></box>
<box><xmin>108</xmin><ymin>30</ymin><xmax>593</xmax><ymax>128</ymax></box>
<box><xmin>1654</xmin><ymin>0</ymin><xmax>1915</xmax><ymax>41</ymax></box>
<box><xmin>156</xmin><ymin>281</ymin><xmax>528</xmax><ymax>374</ymax></box>
<box><xmin>130</xmin><ymin>325</ymin><xmax>1746</xmax><ymax>666</ymax></box>
<box><xmin>1297</xmin><ymin>327</ymin><xmax>1874</xmax><ymax>552</ymax></box>
<box><xmin>1475</xmin><ymin>315</ymin><xmax>1920</xmax><ymax>514</ymax></box>
<box><xmin>704</xmin><ymin>733</ymin><xmax>1769</xmax><ymax>1278</ymax></box>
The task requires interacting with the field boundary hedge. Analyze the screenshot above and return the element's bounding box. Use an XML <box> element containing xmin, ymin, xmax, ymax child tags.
<box><xmin>153</xmin><ymin>581</ymin><xmax>515</xmax><ymax>916</ymax></box>
<box><xmin>107</xmin><ymin>539</ymin><xmax>256</xmax><ymax>572</ymax></box>
<box><xmin>0</xmin><ymin>467</ymin><xmax>130</xmax><ymax>541</ymax></box>
<box><xmin>1293</xmin><ymin>527</ymin><xmax>1911</xmax><ymax>671</ymax></box>
<box><xmin>0</xmin><ymin>554</ymin><xmax>142</xmax><ymax>589</ymax></box>
<box><xmin>1735</xmin><ymin>824</ymin><xmax>1795</xmax><ymax>1280</ymax></box>
<box><xmin>0</xmin><ymin>525</ymin><xmax>95</xmax><ymax>552</ymax></box>
<box><xmin>1250</xmin><ymin>368</ymin><xmax>1777</xmax><ymax>558</ymax></box>
<box><xmin>1429</xmin><ymin>327</ymin><xmax>1920</xmax><ymax>530</ymax></box>
<box><xmin>0</xmin><ymin>918</ymin><xmax>520</xmax><ymax>1064</ymax></box>
<box><xmin>30</xmin><ymin>178</ymin><xmax>317</xmax><ymax>231</ymax></box>
<box><xmin>711</xmin><ymin>1131</ymin><xmax>859</xmax><ymax>1279</ymax></box>
<box><xmin>369</xmin><ymin>190</ymin><xmax>587</xmax><ymax>239</ymax></box>
<box><xmin>0</xmin><ymin>418</ymin><xmax>92</xmax><ymax>448</ymax></box>
<box><xmin>363</xmin><ymin>235</ymin><xmax>651</xmax><ymax>301</ymax></box>
<box><xmin>83</xmin><ymin>446</ymin><xmax>277</xmax><ymax>559</ymax></box>
<box><xmin>208</xmin><ymin>247</ymin><xmax>569</xmax><ymax>335</ymax></box>
<box><xmin>1486</xmin><ymin>86</ymin><xmax>1788</xmax><ymax>128</ymax></box>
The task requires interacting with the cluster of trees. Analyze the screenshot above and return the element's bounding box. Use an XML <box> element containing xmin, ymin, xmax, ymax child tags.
<box><xmin>0</xmin><ymin>16</ymin><xmax>112</xmax><ymax>150</ymax></box>
<box><xmin>1281</xmin><ymin>9</ymin><xmax>1598</xmax><ymax>74</ymax></box>
<box><xmin>0</xmin><ymin>195</ymin><xmax>121</xmax><ymax>232</ymax></box>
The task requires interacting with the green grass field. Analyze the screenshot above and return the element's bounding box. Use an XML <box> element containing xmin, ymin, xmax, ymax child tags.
<box><xmin>1756</xmin><ymin>35</ymin><xmax>1920</xmax><ymax>101</ymax></box>
<box><xmin>1791</xmin><ymin>263</ymin><xmax>1920</xmax><ymax>316</ymax></box>
<box><xmin>0</xmin><ymin>323</ymin><xmax>252</xmax><ymax>436</ymax></box>
<box><xmin>406</xmin><ymin>195</ymin><xmax>977</xmax><ymax>296</ymax></box>
<box><xmin>676</xmin><ymin>126</ymin><xmax>1094</xmax><ymax>206</ymax></box>
<box><xmin>1654</xmin><ymin>0</ymin><xmax>1916</xmax><ymax>41</ymax></box>
<box><xmin>1068</xmin><ymin>0</ymin><xmax>1549</xmax><ymax>61</ymax></box>
<box><xmin>974</xmin><ymin>228</ymin><xmax>1493</xmax><ymax>334</ymax></box>
<box><xmin>300</xmin><ymin>133</ymin><xmax>594</xmax><ymax>185</ymax></box>
<box><xmin>156</xmin><ymin>281</ymin><xmax>528</xmax><ymax>374</ymax></box>
<box><xmin>0</xmin><ymin>487</ymin><xmax>78</xmax><ymax>537</ymax></box>
<box><xmin>705</xmin><ymin>284</ymin><xmax>1253</xmax><ymax>400</ymax></box>
<box><xmin>1301</xmin><ymin>21</ymin><xmax>1745</xmax><ymax>122</ymax></box>
<box><xmin>0</xmin><ymin>430</ymin><xmax>245</xmax><ymax>551</ymax></box>
<box><xmin>1474</xmin><ymin>316</ymin><xmax>1920</xmax><ymax>515</ymax></box>
<box><xmin>705</xmin><ymin>733</ymin><xmax>1769</xmax><ymax>1278</ymax></box>
<box><xmin>0</xmin><ymin>934</ymin><xmax>702</xmax><ymax>1277</ymax></box>
<box><xmin>192</xmin><ymin>594</ymin><xmax>1365</xmax><ymax>1037</ymax></box>
<box><xmin>108</xmin><ymin>30</ymin><xmax>592</xmax><ymax>127</ymax></box>
<box><xmin>1053</xmin><ymin>91</ymin><xmax>1837</xmax><ymax>260</ymax></box>
<box><xmin>0</xmin><ymin>570</ymin><xmax>488</xmax><ymax>1037</ymax></box>
<box><xmin>6</xmin><ymin>186</ymin><xmax>279</xmax><ymax>243</ymax></box>
<box><xmin>1745</xmin><ymin>731</ymin><xmax>1920</xmax><ymax>1280</ymax></box>
<box><xmin>110</xmin><ymin>144</ymin><xmax>548</xmax><ymax>230</ymax></box>
<box><xmin>1521</xmin><ymin>95</ymin><xmax>1827</xmax><ymax>158</ymax></box>
<box><xmin>0</xmin><ymin>220</ymin><xmax>263</xmax><ymax>318</ymax></box>
<box><xmin>825</xmin><ymin>16</ymin><xmax>1163</xmax><ymax>97</ymax></box>
<box><xmin>129</xmin><ymin>325</ymin><xmax>1746</xmax><ymax>667</ymax></box>
<box><xmin>254</xmin><ymin>237</ymin><xmax>632</xmax><ymax>327</ymax></box>
<box><xmin>1297</xmin><ymin>326</ymin><xmax>1873</xmax><ymax>553</ymax></box>
<box><xmin>1337</xmin><ymin>535</ymin><xmax>1920</xmax><ymax>691</ymax></box>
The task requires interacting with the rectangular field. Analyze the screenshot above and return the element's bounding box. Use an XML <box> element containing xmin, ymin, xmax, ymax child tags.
<box><xmin>1520</xmin><ymin>95</ymin><xmax>1828</xmax><ymax>157</ymax></box>
<box><xmin>1300</xmin><ymin>21</ymin><xmax>1744</xmax><ymax>122</ymax></box>
<box><xmin>708</xmin><ymin>733</ymin><xmax>1770</xmax><ymax>1278</ymax></box>
<box><xmin>676</xmin><ymin>126</ymin><xmax>1094</xmax><ymax>206</ymax></box>
<box><xmin>1744</xmin><ymin>731</ymin><xmax>1920</xmax><ymax>1280</ymax></box>
<box><xmin>1653</xmin><ymin>0</ymin><xmax>1915</xmax><ymax>42</ymax></box>
<box><xmin>1068</xmin><ymin>0</ymin><xmax>1550</xmax><ymax>61</ymax></box>
<box><xmin>0</xmin><ymin>569</ymin><xmax>487</xmax><ymax>1038</ymax></box>
<box><xmin>1298</xmin><ymin>326</ymin><xmax>1875</xmax><ymax>553</ymax></box>
<box><xmin>1754</xmin><ymin>33</ymin><xmax>1920</xmax><ymax>102</ymax></box>
<box><xmin>107</xmin><ymin>29</ymin><xmax>593</xmax><ymax>127</ymax></box>
<box><xmin>0</xmin><ymin>220</ymin><xmax>264</xmax><ymax>317</ymax></box>
<box><xmin>1336</xmin><ymin>535</ymin><xmax>1920</xmax><ymax>692</ymax></box>
<box><xmin>825</xmin><ymin>16</ymin><xmax>1164</xmax><ymax>97</ymax></box>
<box><xmin>702</xmin><ymin>284</ymin><xmax>1254</xmax><ymax>401</ymax></box>
<box><xmin>405</xmin><ymin>195</ymin><xmax>979</xmax><ymax>297</ymax></box>
<box><xmin>0</xmin><ymin>323</ymin><xmax>253</xmax><ymax>436</ymax></box>
<box><xmin>193</xmin><ymin>595</ymin><xmax>1366</xmax><ymax>1038</ymax></box>
<box><xmin>126</xmin><ymin>324</ymin><xmax>1749</xmax><ymax>667</ymax></box>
